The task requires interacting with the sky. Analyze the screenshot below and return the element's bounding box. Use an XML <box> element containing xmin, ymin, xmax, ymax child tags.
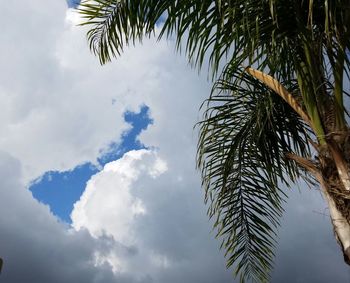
<box><xmin>30</xmin><ymin>106</ymin><xmax>152</xmax><ymax>223</ymax></box>
<box><xmin>0</xmin><ymin>1</ymin><xmax>350</xmax><ymax>283</ymax></box>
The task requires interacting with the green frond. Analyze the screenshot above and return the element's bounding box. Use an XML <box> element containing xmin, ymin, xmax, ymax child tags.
<box><xmin>197</xmin><ymin>68</ymin><xmax>311</xmax><ymax>282</ymax></box>
<box><xmin>79</xmin><ymin>1</ymin><xmax>350</xmax><ymax>91</ymax></box>
<box><xmin>78</xmin><ymin>0</ymin><xmax>294</xmax><ymax>74</ymax></box>
<box><xmin>79</xmin><ymin>0</ymin><xmax>169</xmax><ymax>64</ymax></box>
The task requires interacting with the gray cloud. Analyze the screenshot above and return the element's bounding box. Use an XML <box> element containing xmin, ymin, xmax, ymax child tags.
<box><xmin>1</xmin><ymin>150</ymin><xmax>349</xmax><ymax>283</ymax></box>
<box><xmin>0</xmin><ymin>150</ymin><xmax>232</xmax><ymax>283</ymax></box>
<box><xmin>0</xmin><ymin>152</ymin><xmax>118</xmax><ymax>282</ymax></box>
<box><xmin>271</xmin><ymin>186</ymin><xmax>350</xmax><ymax>282</ymax></box>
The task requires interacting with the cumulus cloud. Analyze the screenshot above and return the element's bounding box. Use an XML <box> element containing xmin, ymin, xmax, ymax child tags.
<box><xmin>71</xmin><ymin>149</ymin><xmax>233</xmax><ymax>282</ymax></box>
<box><xmin>0</xmin><ymin>148</ymin><xmax>232</xmax><ymax>283</ymax></box>
<box><xmin>0</xmin><ymin>3</ymin><xmax>158</xmax><ymax>183</ymax></box>
<box><xmin>71</xmin><ymin>149</ymin><xmax>166</xmax><ymax>245</ymax></box>
<box><xmin>0</xmin><ymin>152</ymin><xmax>121</xmax><ymax>283</ymax></box>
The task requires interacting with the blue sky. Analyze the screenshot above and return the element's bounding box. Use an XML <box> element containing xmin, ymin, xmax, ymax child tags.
<box><xmin>67</xmin><ymin>0</ymin><xmax>80</xmax><ymax>8</ymax></box>
<box><xmin>30</xmin><ymin>106</ymin><xmax>152</xmax><ymax>223</ymax></box>
<box><xmin>0</xmin><ymin>2</ymin><xmax>349</xmax><ymax>283</ymax></box>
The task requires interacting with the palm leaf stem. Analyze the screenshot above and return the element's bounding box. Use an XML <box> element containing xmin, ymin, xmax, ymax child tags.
<box><xmin>296</xmin><ymin>65</ymin><xmax>326</xmax><ymax>145</ymax></box>
<box><xmin>284</xmin><ymin>153</ymin><xmax>319</xmax><ymax>177</ymax></box>
<box><xmin>245</xmin><ymin>67</ymin><xmax>313</xmax><ymax>130</ymax></box>
<box><xmin>333</xmin><ymin>45</ymin><xmax>346</xmax><ymax>130</ymax></box>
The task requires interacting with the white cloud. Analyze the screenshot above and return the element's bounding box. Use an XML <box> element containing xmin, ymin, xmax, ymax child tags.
<box><xmin>0</xmin><ymin>1</ymin><xmax>211</xmax><ymax>185</ymax></box>
<box><xmin>71</xmin><ymin>149</ymin><xmax>164</xmax><ymax>245</ymax></box>
<box><xmin>1</xmin><ymin>3</ymin><xmax>175</xmax><ymax>183</ymax></box>
<box><xmin>65</xmin><ymin>8</ymin><xmax>82</xmax><ymax>26</ymax></box>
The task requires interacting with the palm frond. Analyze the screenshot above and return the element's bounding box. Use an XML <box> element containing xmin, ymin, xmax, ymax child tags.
<box><xmin>197</xmin><ymin>68</ymin><xmax>311</xmax><ymax>282</ymax></box>
<box><xmin>79</xmin><ymin>1</ymin><xmax>350</xmax><ymax>90</ymax></box>
<box><xmin>79</xmin><ymin>0</ymin><xmax>169</xmax><ymax>64</ymax></box>
<box><xmin>78</xmin><ymin>0</ymin><xmax>295</xmax><ymax>75</ymax></box>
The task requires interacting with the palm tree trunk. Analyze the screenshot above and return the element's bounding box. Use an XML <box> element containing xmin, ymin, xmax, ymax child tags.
<box><xmin>318</xmin><ymin>174</ymin><xmax>350</xmax><ymax>264</ymax></box>
<box><xmin>286</xmin><ymin>140</ymin><xmax>350</xmax><ymax>264</ymax></box>
<box><xmin>317</xmin><ymin>135</ymin><xmax>350</xmax><ymax>264</ymax></box>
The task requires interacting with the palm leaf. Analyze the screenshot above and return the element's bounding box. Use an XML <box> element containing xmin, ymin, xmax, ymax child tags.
<box><xmin>79</xmin><ymin>0</ymin><xmax>170</xmax><ymax>64</ymax></box>
<box><xmin>78</xmin><ymin>0</ymin><xmax>296</xmax><ymax>75</ymax></box>
<box><xmin>78</xmin><ymin>1</ymin><xmax>350</xmax><ymax>83</ymax></box>
<box><xmin>197</xmin><ymin>68</ymin><xmax>311</xmax><ymax>282</ymax></box>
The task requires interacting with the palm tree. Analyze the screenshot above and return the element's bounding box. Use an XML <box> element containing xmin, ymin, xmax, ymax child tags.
<box><xmin>78</xmin><ymin>1</ymin><xmax>350</xmax><ymax>281</ymax></box>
